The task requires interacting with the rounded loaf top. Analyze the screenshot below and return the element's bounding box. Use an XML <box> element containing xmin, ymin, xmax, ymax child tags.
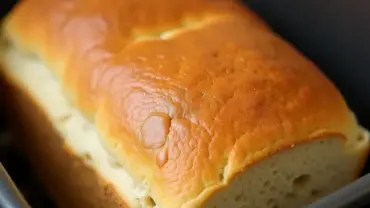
<box><xmin>3</xmin><ymin>0</ymin><xmax>358</xmax><ymax>207</ymax></box>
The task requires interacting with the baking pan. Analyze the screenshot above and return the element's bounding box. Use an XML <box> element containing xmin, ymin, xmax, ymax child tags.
<box><xmin>0</xmin><ymin>163</ymin><xmax>30</xmax><ymax>208</ymax></box>
<box><xmin>1</xmin><ymin>0</ymin><xmax>370</xmax><ymax>207</ymax></box>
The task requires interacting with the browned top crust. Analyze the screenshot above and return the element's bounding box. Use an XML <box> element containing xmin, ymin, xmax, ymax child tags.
<box><xmin>2</xmin><ymin>0</ymin><xmax>358</xmax><ymax>207</ymax></box>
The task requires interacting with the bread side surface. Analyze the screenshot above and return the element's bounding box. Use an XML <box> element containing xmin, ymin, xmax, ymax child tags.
<box><xmin>2</xmin><ymin>0</ymin><xmax>369</xmax><ymax>207</ymax></box>
<box><xmin>1</xmin><ymin>49</ymin><xmax>135</xmax><ymax>207</ymax></box>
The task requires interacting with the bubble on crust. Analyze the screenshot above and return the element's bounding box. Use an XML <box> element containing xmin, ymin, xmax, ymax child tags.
<box><xmin>140</xmin><ymin>113</ymin><xmax>171</xmax><ymax>149</ymax></box>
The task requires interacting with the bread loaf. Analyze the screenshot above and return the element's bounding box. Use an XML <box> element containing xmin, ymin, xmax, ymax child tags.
<box><xmin>1</xmin><ymin>0</ymin><xmax>369</xmax><ymax>208</ymax></box>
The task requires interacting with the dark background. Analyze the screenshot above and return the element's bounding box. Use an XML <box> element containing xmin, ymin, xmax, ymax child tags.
<box><xmin>1</xmin><ymin>0</ymin><xmax>370</xmax><ymax>207</ymax></box>
<box><xmin>247</xmin><ymin>0</ymin><xmax>370</xmax><ymax>133</ymax></box>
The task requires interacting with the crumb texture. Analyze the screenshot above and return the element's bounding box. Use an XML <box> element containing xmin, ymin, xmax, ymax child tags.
<box><xmin>203</xmin><ymin>137</ymin><xmax>366</xmax><ymax>208</ymax></box>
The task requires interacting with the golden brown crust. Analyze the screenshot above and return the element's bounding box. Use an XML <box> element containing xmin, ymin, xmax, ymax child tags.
<box><xmin>1</xmin><ymin>0</ymin><xmax>362</xmax><ymax>207</ymax></box>
<box><xmin>1</xmin><ymin>72</ymin><xmax>127</xmax><ymax>208</ymax></box>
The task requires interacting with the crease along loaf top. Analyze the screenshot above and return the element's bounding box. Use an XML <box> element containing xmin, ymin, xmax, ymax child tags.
<box><xmin>1</xmin><ymin>0</ymin><xmax>368</xmax><ymax>208</ymax></box>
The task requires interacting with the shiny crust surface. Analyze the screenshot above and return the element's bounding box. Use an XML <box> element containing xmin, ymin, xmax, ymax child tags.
<box><xmin>2</xmin><ymin>0</ymin><xmax>358</xmax><ymax>207</ymax></box>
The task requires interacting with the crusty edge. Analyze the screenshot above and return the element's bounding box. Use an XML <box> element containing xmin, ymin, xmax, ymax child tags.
<box><xmin>185</xmin><ymin>130</ymin><xmax>370</xmax><ymax>207</ymax></box>
<box><xmin>0</xmin><ymin>66</ymin><xmax>129</xmax><ymax>208</ymax></box>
